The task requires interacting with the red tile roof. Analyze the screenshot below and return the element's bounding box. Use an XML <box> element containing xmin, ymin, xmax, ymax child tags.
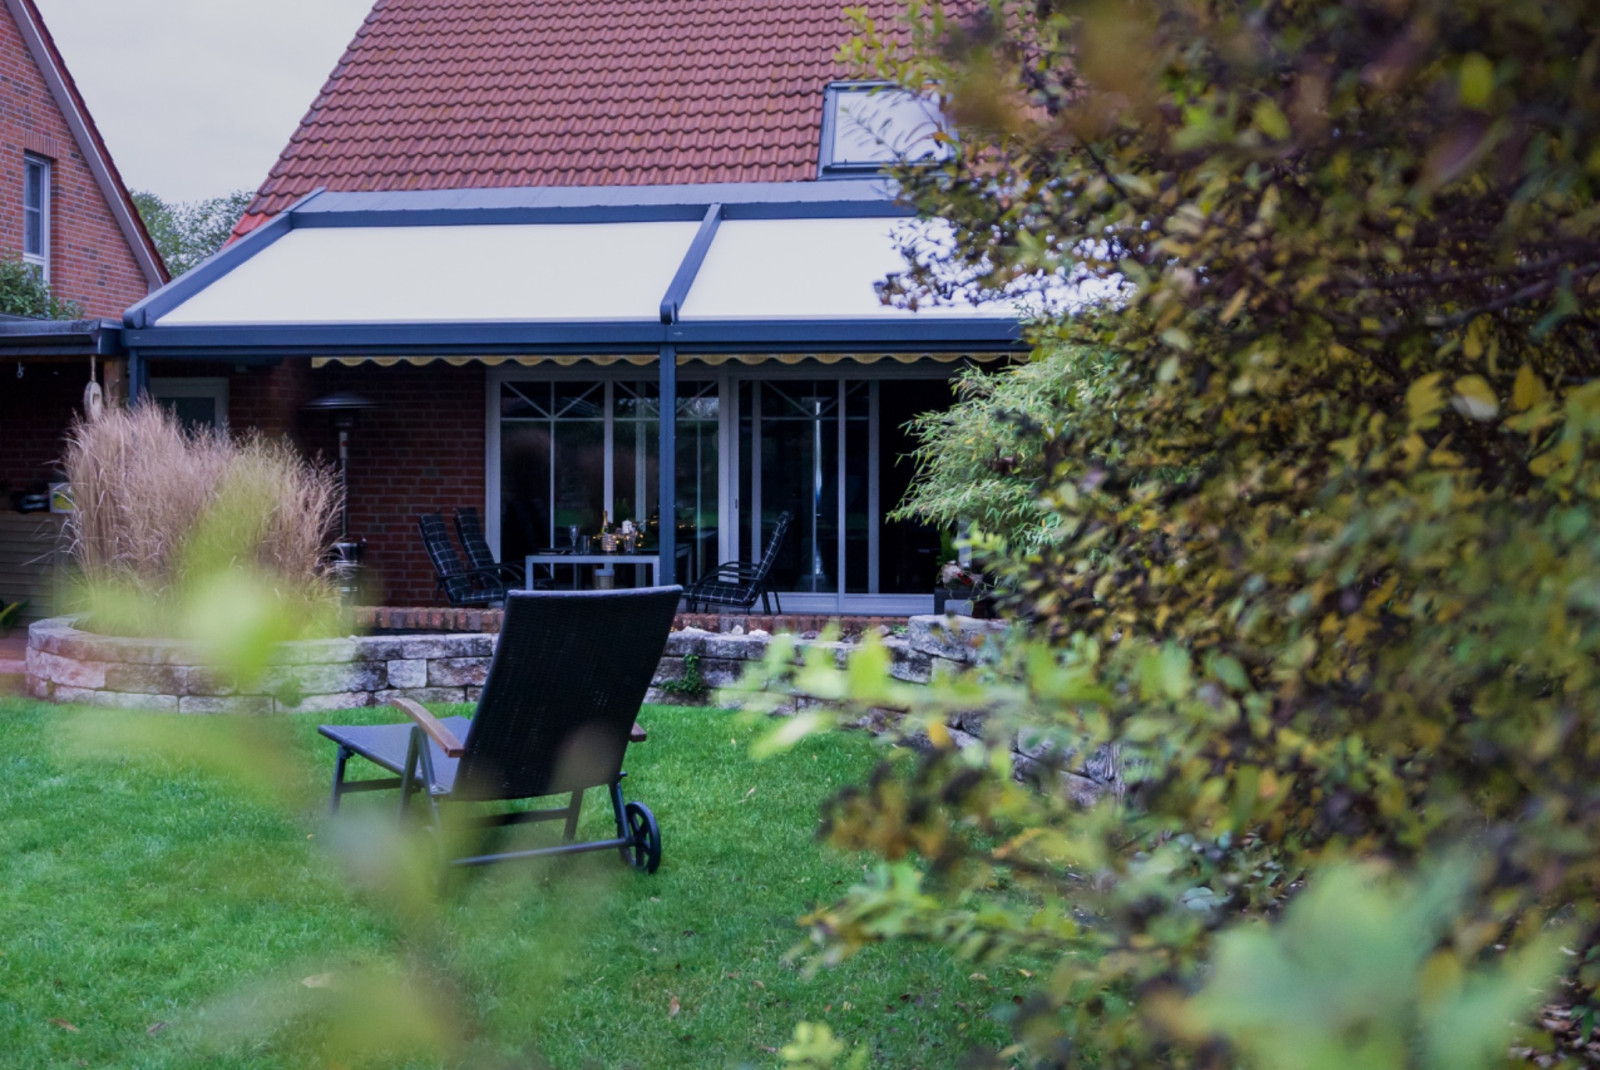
<box><xmin>239</xmin><ymin>0</ymin><xmax>927</xmax><ymax>234</ymax></box>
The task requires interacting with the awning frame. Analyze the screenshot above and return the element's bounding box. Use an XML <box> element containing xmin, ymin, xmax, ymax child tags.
<box><xmin>119</xmin><ymin>179</ymin><xmax>1034</xmax><ymax>587</ymax></box>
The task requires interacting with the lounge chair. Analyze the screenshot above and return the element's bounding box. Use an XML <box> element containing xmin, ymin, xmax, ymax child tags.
<box><xmin>419</xmin><ymin>512</ymin><xmax>505</xmax><ymax>606</ymax></box>
<box><xmin>318</xmin><ymin>586</ymin><xmax>682</xmax><ymax>872</ymax></box>
<box><xmin>454</xmin><ymin>506</ymin><xmax>525</xmax><ymax>586</ymax></box>
<box><xmin>682</xmin><ymin>511</ymin><xmax>791</xmax><ymax>614</ymax></box>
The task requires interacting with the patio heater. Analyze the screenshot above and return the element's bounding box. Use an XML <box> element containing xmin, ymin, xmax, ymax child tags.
<box><xmin>302</xmin><ymin>392</ymin><xmax>378</xmax><ymax>600</ymax></box>
<box><xmin>796</xmin><ymin>395</ymin><xmax>832</xmax><ymax>592</ymax></box>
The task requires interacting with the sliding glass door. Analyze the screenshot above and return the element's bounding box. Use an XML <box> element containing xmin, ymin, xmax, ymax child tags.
<box><xmin>493</xmin><ymin>366</ymin><xmax>957</xmax><ymax>609</ymax></box>
<box><xmin>498</xmin><ymin>377</ymin><xmax>718</xmax><ymax>583</ymax></box>
<box><xmin>734</xmin><ymin>373</ymin><xmax>953</xmax><ymax>609</ymax></box>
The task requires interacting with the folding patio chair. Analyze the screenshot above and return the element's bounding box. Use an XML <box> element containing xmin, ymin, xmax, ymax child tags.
<box><xmin>454</xmin><ymin>506</ymin><xmax>525</xmax><ymax>586</ymax></box>
<box><xmin>319</xmin><ymin>586</ymin><xmax>682</xmax><ymax>872</ymax></box>
<box><xmin>418</xmin><ymin>512</ymin><xmax>505</xmax><ymax>606</ymax></box>
<box><xmin>683</xmin><ymin>511</ymin><xmax>791</xmax><ymax>614</ymax></box>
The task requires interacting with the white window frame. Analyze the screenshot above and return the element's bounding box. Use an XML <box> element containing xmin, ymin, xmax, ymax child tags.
<box><xmin>148</xmin><ymin>377</ymin><xmax>230</xmax><ymax>430</ymax></box>
<box><xmin>22</xmin><ymin>154</ymin><xmax>50</xmax><ymax>280</ymax></box>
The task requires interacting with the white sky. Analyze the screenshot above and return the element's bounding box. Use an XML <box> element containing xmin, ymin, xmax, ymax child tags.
<box><xmin>35</xmin><ymin>0</ymin><xmax>374</xmax><ymax>203</ymax></box>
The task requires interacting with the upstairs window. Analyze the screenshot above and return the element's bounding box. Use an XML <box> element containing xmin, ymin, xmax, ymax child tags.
<box><xmin>23</xmin><ymin>154</ymin><xmax>49</xmax><ymax>279</ymax></box>
<box><xmin>819</xmin><ymin>82</ymin><xmax>949</xmax><ymax>177</ymax></box>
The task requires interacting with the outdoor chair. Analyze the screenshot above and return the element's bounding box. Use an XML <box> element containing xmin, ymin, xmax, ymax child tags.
<box><xmin>454</xmin><ymin>506</ymin><xmax>525</xmax><ymax>586</ymax></box>
<box><xmin>682</xmin><ymin>511</ymin><xmax>791</xmax><ymax>614</ymax></box>
<box><xmin>318</xmin><ymin>586</ymin><xmax>682</xmax><ymax>872</ymax></box>
<box><xmin>418</xmin><ymin>513</ymin><xmax>505</xmax><ymax>606</ymax></box>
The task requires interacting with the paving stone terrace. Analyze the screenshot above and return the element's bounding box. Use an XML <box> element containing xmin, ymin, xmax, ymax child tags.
<box><xmin>24</xmin><ymin>614</ymin><xmax>1006</xmax><ymax>715</ymax></box>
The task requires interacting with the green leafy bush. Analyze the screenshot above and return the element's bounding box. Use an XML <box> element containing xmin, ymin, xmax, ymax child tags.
<box><xmin>890</xmin><ymin>344</ymin><xmax>1115</xmax><ymax>551</ymax></box>
<box><xmin>0</xmin><ymin>255</ymin><xmax>82</xmax><ymax>319</ymax></box>
<box><xmin>766</xmin><ymin>0</ymin><xmax>1600</xmax><ymax>1065</ymax></box>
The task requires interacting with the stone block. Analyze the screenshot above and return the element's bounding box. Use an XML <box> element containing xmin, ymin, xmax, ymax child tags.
<box><xmin>104</xmin><ymin>662</ymin><xmax>187</xmax><ymax>695</ymax></box>
<box><xmin>906</xmin><ymin>615</ymin><xmax>1008</xmax><ymax>663</ymax></box>
<box><xmin>53</xmin><ymin>686</ymin><xmax>179</xmax><ymax>712</ymax></box>
<box><xmin>663</xmin><ymin>628</ymin><xmax>713</xmax><ymax>658</ymax></box>
<box><xmin>373</xmin><ymin>688</ymin><xmax>468</xmax><ymax>707</ymax></box>
<box><xmin>695</xmin><ymin>658</ymin><xmax>747</xmax><ymax>690</ymax></box>
<box><xmin>262</xmin><ymin>661</ymin><xmax>386</xmax><ymax>697</ymax></box>
<box><xmin>27</xmin><ymin>675</ymin><xmax>51</xmax><ymax>699</ymax></box>
<box><xmin>705</xmin><ymin>633</ymin><xmax>768</xmax><ymax>661</ymax></box>
<box><xmin>882</xmin><ymin>638</ymin><xmax>933</xmax><ymax>684</ymax></box>
<box><xmin>265</xmin><ymin>638</ymin><xmax>360</xmax><ymax>666</ymax></box>
<box><xmin>428</xmin><ymin>657</ymin><xmax>491</xmax><ymax>688</ymax></box>
<box><xmin>360</xmin><ymin>634</ymin><xmax>495</xmax><ymax>661</ymax></box>
<box><xmin>651</xmin><ymin>657</ymin><xmax>688</xmax><ymax>687</ymax></box>
<box><xmin>27</xmin><ymin>648</ymin><xmax>109</xmax><ymax>690</ymax></box>
<box><xmin>182</xmin><ymin>667</ymin><xmax>239</xmax><ymax>697</ymax></box>
<box><xmin>179</xmin><ymin>695</ymin><xmax>276</xmax><ymax>715</ymax></box>
<box><xmin>950</xmin><ymin>708</ymin><xmax>988</xmax><ymax>736</ymax></box>
<box><xmin>465</xmin><ymin>686</ymin><xmax>483</xmax><ymax>703</ymax></box>
<box><xmin>386</xmin><ymin>659</ymin><xmax>427</xmax><ymax>689</ymax></box>
<box><xmin>791</xmin><ymin>640</ymin><xmax>850</xmax><ymax>668</ymax></box>
<box><xmin>276</xmin><ymin>691</ymin><xmax>374</xmax><ymax>714</ymax></box>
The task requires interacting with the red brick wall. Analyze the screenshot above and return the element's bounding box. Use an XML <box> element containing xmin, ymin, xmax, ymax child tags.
<box><xmin>224</xmin><ymin>361</ymin><xmax>488</xmax><ymax>607</ymax></box>
<box><xmin>0</xmin><ymin>4</ymin><xmax>152</xmax><ymax>316</ymax></box>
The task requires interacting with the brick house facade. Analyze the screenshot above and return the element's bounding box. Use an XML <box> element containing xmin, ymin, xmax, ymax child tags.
<box><xmin>0</xmin><ymin>0</ymin><xmax>164</xmax><ymax>494</ymax></box>
<box><xmin>130</xmin><ymin>0</ymin><xmax>1013</xmax><ymax>612</ymax></box>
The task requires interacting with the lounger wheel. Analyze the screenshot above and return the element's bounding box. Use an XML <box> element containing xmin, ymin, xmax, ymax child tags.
<box><xmin>621</xmin><ymin>801</ymin><xmax>661</xmax><ymax>873</ymax></box>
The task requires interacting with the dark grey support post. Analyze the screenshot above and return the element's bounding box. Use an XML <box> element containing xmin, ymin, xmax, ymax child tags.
<box><xmin>658</xmin><ymin>344</ymin><xmax>677</xmax><ymax>586</ymax></box>
<box><xmin>127</xmin><ymin>349</ymin><xmax>147</xmax><ymax>406</ymax></box>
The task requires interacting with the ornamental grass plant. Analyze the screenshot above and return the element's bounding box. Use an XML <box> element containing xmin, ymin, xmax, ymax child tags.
<box><xmin>61</xmin><ymin>403</ymin><xmax>342</xmax><ymax>650</ymax></box>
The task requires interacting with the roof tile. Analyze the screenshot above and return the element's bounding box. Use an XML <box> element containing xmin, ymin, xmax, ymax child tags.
<box><xmin>242</xmin><ymin>0</ymin><xmax>936</xmax><ymax>221</ymax></box>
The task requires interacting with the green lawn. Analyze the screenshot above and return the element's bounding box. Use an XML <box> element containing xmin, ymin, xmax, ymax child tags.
<box><xmin>0</xmin><ymin>697</ymin><xmax>1013</xmax><ymax>1069</ymax></box>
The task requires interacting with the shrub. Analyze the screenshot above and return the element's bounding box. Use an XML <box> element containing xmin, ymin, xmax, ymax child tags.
<box><xmin>762</xmin><ymin>0</ymin><xmax>1600</xmax><ymax>1066</ymax></box>
<box><xmin>889</xmin><ymin>343</ymin><xmax>1116</xmax><ymax>551</ymax></box>
<box><xmin>0</xmin><ymin>255</ymin><xmax>82</xmax><ymax>319</ymax></box>
<box><xmin>62</xmin><ymin>404</ymin><xmax>342</xmax><ymax>652</ymax></box>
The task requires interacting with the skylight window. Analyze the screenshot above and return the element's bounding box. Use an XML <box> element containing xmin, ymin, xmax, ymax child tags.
<box><xmin>819</xmin><ymin>82</ymin><xmax>949</xmax><ymax>177</ymax></box>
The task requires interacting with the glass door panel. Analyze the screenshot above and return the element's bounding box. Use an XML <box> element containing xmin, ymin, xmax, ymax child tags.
<box><xmin>752</xmin><ymin>380</ymin><xmax>840</xmax><ymax>593</ymax></box>
<box><xmin>500</xmin><ymin>381</ymin><xmax>604</xmax><ymax>564</ymax></box>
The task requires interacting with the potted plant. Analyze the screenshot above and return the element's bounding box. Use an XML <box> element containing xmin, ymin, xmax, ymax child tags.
<box><xmin>933</xmin><ymin>560</ymin><xmax>988</xmax><ymax>617</ymax></box>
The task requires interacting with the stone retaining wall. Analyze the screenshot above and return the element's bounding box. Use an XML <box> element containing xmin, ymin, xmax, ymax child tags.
<box><xmin>24</xmin><ymin>614</ymin><xmax>1006</xmax><ymax>715</ymax></box>
<box><xmin>645</xmin><ymin>615</ymin><xmax>1006</xmax><ymax>705</ymax></box>
<box><xmin>26</xmin><ymin>613</ymin><xmax>1116</xmax><ymax>802</ymax></box>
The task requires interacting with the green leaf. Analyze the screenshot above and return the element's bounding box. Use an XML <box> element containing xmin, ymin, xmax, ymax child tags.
<box><xmin>1450</xmin><ymin>375</ymin><xmax>1498</xmax><ymax>421</ymax></box>
<box><xmin>1458</xmin><ymin>53</ymin><xmax>1494</xmax><ymax>110</ymax></box>
<box><xmin>1252</xmin><ymin>99</ymin><xmax>1291</xmax><ymax>141</ymax></box>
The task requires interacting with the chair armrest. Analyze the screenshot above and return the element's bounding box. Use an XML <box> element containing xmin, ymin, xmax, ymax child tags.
<box><xmin>390</xmin><ymin>697</ymin><xmax>466</xmax><ymax>758</ymax></box>
<box><xmin>712</xmin><ymin>562</ymin><xmax>762</xmax><ymax>579</ymax></box>
<box><xmin>630</xmin><ymin>721</ymin><xmax>647</xmax><ymax>743</ymax></box>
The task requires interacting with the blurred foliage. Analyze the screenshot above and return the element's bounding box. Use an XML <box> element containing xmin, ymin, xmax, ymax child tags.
<box><xmin>0</xmin><ymin>254</ymin><xmax>82</xmax><ymax>319</ymax></box>
<box><xmin>132</xmin><ymin>190</ymin><xmax>253</xmax><ymax>277</ymax></box>
<box><xmin>762</xmin><ymin>0</ymin><xmax>1600</xmax><ymax>1065</ymax></box>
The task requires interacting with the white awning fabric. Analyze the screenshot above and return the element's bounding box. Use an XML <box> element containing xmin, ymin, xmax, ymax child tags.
<box><xmin>150</xmin><ymin>215</ymin><xmax>1036</xmax><ymax>329</ymax></box>
<box><xmin>155</xmin><ymin>221</ymin><xmax>703</xmax><ymax>326</ymax></box>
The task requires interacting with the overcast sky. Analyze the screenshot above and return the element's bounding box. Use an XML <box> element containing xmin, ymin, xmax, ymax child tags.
<box><xmin>36</xmin><ymin>0</ymin><xmax>374</xmax><ymax>203</ymax></box>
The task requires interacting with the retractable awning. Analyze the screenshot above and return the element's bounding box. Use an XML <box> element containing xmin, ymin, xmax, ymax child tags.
<box><xmin>120</xmin><ymin>180</ymin><xmax>1035</xmax><ymax>362</ymax></box>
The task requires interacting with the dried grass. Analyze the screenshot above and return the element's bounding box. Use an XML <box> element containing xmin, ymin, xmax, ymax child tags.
<box><xmin>61</xmin><ymin>404</ymin><xmax>343</xmax><ymax>638</ymax></box>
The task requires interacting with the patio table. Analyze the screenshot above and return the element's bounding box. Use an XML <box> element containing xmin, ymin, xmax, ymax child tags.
<box><xmin>524</xmin><ymin>551</ymin><xmax>677</xmax><ymax>589</ymax></box>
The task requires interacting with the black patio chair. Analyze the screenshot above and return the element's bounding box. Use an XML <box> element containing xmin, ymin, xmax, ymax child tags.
<box><xmin>454</xmin><ymin>506</ymin><xmax>526</xmax><ymax>586</ymax></box>
<box><xmin>683</xmin><ymin>510</ymin><xmax>791</xmax><ymax>614</ymax></box>
<box><xmin>418</xmin><ymin>512</ymin><xmax>505</xmax><ymax>606</ymax></box>
<box><xmin>318</xmin><ymin>586</ymin><xmax>682</xmax><ymax>872</ymax></box>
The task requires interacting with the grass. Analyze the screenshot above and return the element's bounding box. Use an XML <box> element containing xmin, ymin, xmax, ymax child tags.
<box><xmin>0</xmin><ymin>697</ymin><xmax>1016</xmax><ymax>1068</ymax></box>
